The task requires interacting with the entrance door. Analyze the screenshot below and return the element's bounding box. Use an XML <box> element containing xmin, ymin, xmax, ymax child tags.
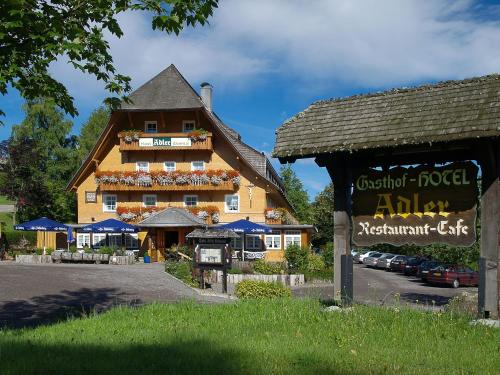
<box><xmin>164</xmin><ymin>231</ymin><xmax>179</xmax><ymax>249</ymax></box>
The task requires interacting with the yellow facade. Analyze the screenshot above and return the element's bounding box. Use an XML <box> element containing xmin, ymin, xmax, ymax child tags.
<box><xmin>69</xmin><ymin>103</ymin><xmax>311</xmax><ymax>261</ymax></box>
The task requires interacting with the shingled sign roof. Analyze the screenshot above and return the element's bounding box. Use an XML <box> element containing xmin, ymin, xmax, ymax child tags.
<box><xmin>273</xmin><ymin>75</ymin><xmax>500</xmax><ymax>159</ymax></box>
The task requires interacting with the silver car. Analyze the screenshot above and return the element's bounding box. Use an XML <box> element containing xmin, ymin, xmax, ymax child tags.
<box><xmin>374</xmin><ymin>253</ymin><xmax>397</xmax><ymax>269</ymax></box>
<box><xmin>363</xmin><ymin>252</ymin><xmax>383</xmax><ymax>267</ymax></box>
<box><xmin>357</xmin><ymin>251</ymin><xmax>380</xmax><ymax>264</ymax></box>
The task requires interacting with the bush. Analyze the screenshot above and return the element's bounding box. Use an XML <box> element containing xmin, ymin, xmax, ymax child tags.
<box><xmin>69</xmin><ymin>245</ymin><xmax>77</xmax><ymax>253</ymax></box>
<box><xmin>227</xmin><ymin>267</ymin><xmax>243</xmax><ymax>274</ymax></box>
<box><xmin>235</xmin><ymin>280</ymin><xmax>292</xmax><ymax>299</ymax></box>
<box><xmin>253</xmin><ymin>259</ymin><xmax>283</xmax><ymax>275</ymax></box>
<box><xmin>99</xmin><ymin>246</ymin><xmax>114</xmax><ymax>255</ymax></box>
<box><xmin>321</xmin><ymin>242</ymin><xmax>334</xmax><ymax>268</ymax></box>
<box><xmin>165</xmin><ymin>261</ymin><xmax>197</xmax><ymax>287</ymax></box>
<box><xmin>4</xmin><ymin>231</ymin><xmax>36</xmax><ymax>248</ymax></box>
<box><xmin>284</xmin><ymin>244</ymin><xmax>309</xmax><ymax>273</ymax></box>
<box><xmin>307</xmin><ymin>253</ymin><xmax>325</xmax><ymax>272</ymax></box>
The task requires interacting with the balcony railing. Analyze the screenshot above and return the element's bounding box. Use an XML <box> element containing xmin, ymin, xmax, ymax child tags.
<box><xmin>95</xmin><ymin>170</ymin><xmax>240</xmax><ymax>192</ymax></box>
<box><xmin>99</xmin><ymin>181</ymin><xmax>235</xmax><ymax>191</ymax></box>
<box><xmin>119</xmin><ymin>132</ymin><xmax>213</xmax><ymax>151</ymax></box>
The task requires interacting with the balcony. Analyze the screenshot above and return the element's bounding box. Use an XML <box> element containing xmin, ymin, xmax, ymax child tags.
<box><xmin>95</xmin><ymin>170</ymin><xmax>240</xmax><ymax>192</ymax></box>
<box><xmin>99</xmin><ymin>181</ymin><xmax>235</xmax><ymax>192</ymax></box>
<box><xmin>118</xmin><ymin>132</ymin><xmax>213</xmax><ymax>152</ymax></box>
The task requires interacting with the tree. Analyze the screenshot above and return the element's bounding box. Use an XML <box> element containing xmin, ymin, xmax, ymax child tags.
<box><xmin>0</xmin><ymin>0</ymin><xmax>219</xmax><ymax>123</ymax></box>
<box><xmin>311</xmin><ymin>183</ymin><xmax>334</xmax><ymax>246</ymax></box>
<box><xmin>77</xmin><ymin>106</ymin><xmax>110</xmax><ymax>164</ymax></box>
<box><xmin>280</xmin><ymin>164</ymin><xmax>311</xmax><ymax>223</ymax></box>
<box><xmin>1</xmin><ymin>99</ymin><xmax>78</xmax><ymax>222</ymax></box>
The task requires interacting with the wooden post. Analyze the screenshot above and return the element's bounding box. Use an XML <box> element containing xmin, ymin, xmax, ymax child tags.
<box><xmin>478</xmin><ymin>139</ymin><xmax>499</xmax><ymax>318</ymax></box>
<box><xmin>326</xmin><ymin>156</ymin><xmax>353</xmax><ymax>304</ymax></box>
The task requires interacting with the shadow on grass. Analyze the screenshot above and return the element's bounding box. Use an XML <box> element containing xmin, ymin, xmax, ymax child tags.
<box><xmin>0</xmin><ymin>288</ymin><xmax>142</xmax><ymax>329</ymax></box>
<box><xmin>0</xmin><ymin>340</ymin><xmax>362</xmax><ymax>375</ymax></box>
<box><xmin>399</xmin><ymin>292</ymin><xmax>451</xmax><ymax>306</ymax></box>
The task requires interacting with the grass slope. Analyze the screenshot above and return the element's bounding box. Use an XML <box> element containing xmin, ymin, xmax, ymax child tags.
<box><xmin>0</xmin><ymin>195</ymin><xmax>14</xmax><ymax>205</ymax></box>
<box><xmin>0</xmin><ymin>299</ymin><xmax>498</xmax><ymax>375</ymax></box>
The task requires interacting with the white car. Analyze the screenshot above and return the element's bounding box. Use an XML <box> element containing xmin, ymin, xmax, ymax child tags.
<box><xmin>358</xmin><ymin>251</ymin><xmax>380</xmax><ymax>264</ymax></box>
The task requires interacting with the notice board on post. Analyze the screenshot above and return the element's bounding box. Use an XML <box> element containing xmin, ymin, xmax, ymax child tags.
<box><xmin>352</xmin><ymin>162</ymin><xmax>478</xmax><ymax>247</ymax></box>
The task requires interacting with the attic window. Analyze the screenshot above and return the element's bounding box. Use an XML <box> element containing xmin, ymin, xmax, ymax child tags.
<box><xmin>182</xmin><ymin>121</ymin><xmax>195</xmax><ymax>132</ymax></box>
<box><xmin>145</xmin><ymin>121</ymin><xmax>157</xmax><ymax>133</ymax></box>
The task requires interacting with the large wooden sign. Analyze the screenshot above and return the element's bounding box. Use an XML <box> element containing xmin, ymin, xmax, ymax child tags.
<box><xmin>352</xmin><ymin>162</ymin><xmax>478</xmax><ymax>246</ymax></box>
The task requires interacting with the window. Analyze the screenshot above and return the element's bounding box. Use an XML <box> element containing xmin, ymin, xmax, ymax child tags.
<box><xmin>230</xmin><ymin>234</ymin><xmax>243</xmax><ymax>250</ymax></box>
<box><xmin>265</xmin><ymin>231</ymin><xmax>281</xmax><ymax>250</ymax></box>
<box><xmin>92</xmin><ymin>233</ymin><xmax>106</xmax><ymax>248</ymax></box>
<box><xmin>184</xmin><ymin>195</ymin><xmax>198</xmax><ymax>207</ymax></box>
<box><xmin>164</xmin><ymin>161</ymin><xmax>176</xmax><ymax>172</ymax></box>
<box><xmin>182</xmin><ymin>121</ymin><xmax>195</xmax><ymax>132</ymax></box>
<box><xmin>125</xmin><ymin>234</ymin><xmax>139</xmax><ymax>249</ymax></box>
<box><xmin>284</xmin><ymin>230</ymin><xmax>301</xmax><ymax>248</ymax></box>
<box><xmin>136</xmin><ymin>161</ymin><xmax>149</xmax><ymax>172</ymax></box>
<box><xmin>145</xmin><ymin>121</ymin><xmax>157</xmax><ymax>133</ymax></box>
<box><xmin>103</xmin><ymin>194</ymin><xmax>117</xmax><ymax>212</ymax></box>
<box><xmin>191</xmin><ymin>161</ymin><xmax>205</xmax><ymax>171</ymax></box>
<box><xmin>77</xmin><ymin>233</ymin><xmax>90</xmax><ymax>249</ymax></box>
<box><xmin>246</xmin><ymin>235</ymin><xmax>261</xmax><ymax>250</ymax></box>
<box><xmin>143</xmin><ymin>194</ymin><xmax>157</xmax><ymax>207</ymax></box>
<box><xmin>225</xmin><ymin>194</ymin><xmax>239</xmax><ymax>213</ymax></box>
<box><xmin>108</xmin><ymin>234</ymin><xmax>122</xmax><ymax>247</ymax></box>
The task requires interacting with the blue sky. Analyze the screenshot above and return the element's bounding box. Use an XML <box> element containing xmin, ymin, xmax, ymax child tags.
<box><xmin>1</xmin><ymin>0</ymin><xmax>500</xmax><ymax>199</ymax></box>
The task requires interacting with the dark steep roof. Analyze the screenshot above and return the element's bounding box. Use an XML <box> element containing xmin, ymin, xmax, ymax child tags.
<box><xmin>120</xmin><ymin>64</ymin><xmax>204</xmax><ymax>110</ymax></box>
<box><xmin>273</xmin><ymin>74</ymin><xmax>500</xmax><ymax>159</ymax></box>
<box><xmin>138</xmin><ymin>207</ymin><xmax>206</xmax><ymax>227</ymax></box>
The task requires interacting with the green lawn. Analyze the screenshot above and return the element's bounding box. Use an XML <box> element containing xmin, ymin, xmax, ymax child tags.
<box><xmin>0</xmin><ymin>299</ymin><xmax>498</xmax><ymax>374</ymax></box>
<box><xmin>0</xmin><ymin>195</ymin><xmax>14</xmax><ymax>205</ymax></box>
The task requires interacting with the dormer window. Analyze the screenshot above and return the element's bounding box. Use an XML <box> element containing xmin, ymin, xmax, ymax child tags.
<box><xmin>182</xmin><ymin>120</ymin><xmax>195</xmax><ymax>132</ymax></box>
<box><xmin>145</xmin><ymin>121</ymin><xmax>157</xmax><ymax>133</ymax></box>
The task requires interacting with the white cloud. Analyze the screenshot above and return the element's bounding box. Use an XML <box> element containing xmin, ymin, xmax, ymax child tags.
<box><xmin>49</xmin><ymin>0</ymin><xmax>500</xmax><ymax>106</ymax></box>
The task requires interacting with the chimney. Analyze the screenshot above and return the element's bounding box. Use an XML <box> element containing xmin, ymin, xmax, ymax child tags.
<box><xmin>200</xmin><ymin>82</ymin><xmax>213</xmax><ymax>112</ymax></box>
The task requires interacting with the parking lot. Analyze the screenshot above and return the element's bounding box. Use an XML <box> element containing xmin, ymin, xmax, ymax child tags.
<box><xmin>293</xmin><ymin>263</ymin><xmax>477</xmax><ymax>309</ymax></box>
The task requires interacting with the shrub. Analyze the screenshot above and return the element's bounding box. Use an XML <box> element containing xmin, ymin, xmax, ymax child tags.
<box><xmin>227</xmin><ymin>267</ymin><xmax>243</xmax><ymax>274</ymax></box>
<box><xmin>321</xmin><ymin>242</ymin><xmax>334</xmax><ymax>268</ymax></box>
<box><xmin>307</xmin><ymin>253</ymin><xmax>325</xmax><ymax>272</ymax></box>
<box><xmin>284</xmin><ymin>244</ymin><xmax>309</xmax><ymax>273</ymax></box>
<box><xmin>4</xmin><ymin>231</ymin><xmax>36</xmax><ymax>248</ymax></box>
<box><xmin>83</xmin><ymin>246</ymin><xmax>93</xmax><ymax>254</ymax></box>
<box><xmin>99</xmin><ymin>246</ymin><xmax>114</xmax><ymax>255</ymax></box>
<box><xmin>35</xmin><ymin>248</ymin><xmax>44</xmax><ymax>255</ymax></box>
<box><xmin>69</xmin><ymin>245</ymin><xmax>77</xmax><ymax>253</ymax></box>
<box><xmin>165</xmin><ymin>261</ymin><xmax>197</xmax><ymax>287</ymax></box>
<box><xmin>253</xmin><ymin>259</ymin><xmax>283</xmax><ymax>275</ymax></box>
<box><xmin>235</xmin><ymin>280</ymin><xmax>291</xmax><ymax>299</ymax></box>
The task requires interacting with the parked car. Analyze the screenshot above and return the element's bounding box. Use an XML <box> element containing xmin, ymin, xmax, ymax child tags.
<box><xmin>358</xmin><ymin>251</ymin><xmax>380</xmax><ymax>264</ymax></box>
<box><xmin>389</xmin><ymin>255</ymin><xmax>407</xmax><ymax>272</ymax></box>
<box><xmin>364</xmin><ymin>252</ymin><xmax>384</xmax><ymax>267</ymax></box>
<box><xmin>403</xmin><ymin>256</ymin><xmax>427</xmax><ymax>276</ymax></box>
<box><xmin>417</xmin><ymin>260</ymin><xmax>443</xmax><ymax>282</ymax></box>
<box><xmin>426</xmin><ymin>265</ymin><xmax>479</xmax><ymax>288</ymax></box>
<box><xmin>374</xmin><ymin>253</ymin><xmax>397</xmax><ymax>269</ymax></box>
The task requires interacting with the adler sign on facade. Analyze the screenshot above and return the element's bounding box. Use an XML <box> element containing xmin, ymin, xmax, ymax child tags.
<box><xmin>352</xmin><ymin>162</ymin><xmax>478</xmax><ymax>246</ymax></box>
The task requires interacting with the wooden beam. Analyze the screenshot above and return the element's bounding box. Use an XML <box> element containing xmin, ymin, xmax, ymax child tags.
<box><xmin>325</xmin><ymin>155</ymin><xmax>353</xmax><ymax>304</ymax></box>
<box><xmin>477</xmin><ymin>138</ymin><xmax>500</xmax><ymax>318</ymax></box>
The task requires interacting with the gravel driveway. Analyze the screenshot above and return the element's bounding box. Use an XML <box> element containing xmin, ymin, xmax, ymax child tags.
<box><xmin>0</xmin><ymin>262</ymin><xmax>227</xmax><ymax>328</ymax></box>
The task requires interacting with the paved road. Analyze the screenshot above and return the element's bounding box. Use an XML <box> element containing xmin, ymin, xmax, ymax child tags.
<box><xmin>292</xmin><ymin>263</ymin><xmax>477</xmax><ymax>309</ymax></box>
<box><xmin>0</xmin><ymin>262</ymin><xmax>227</xmax><ymax>328</ymax></box>
<box><xmin>0</xmin><ymin>204</ymin><xmax>15</xmax><ymax>213</ymax></box>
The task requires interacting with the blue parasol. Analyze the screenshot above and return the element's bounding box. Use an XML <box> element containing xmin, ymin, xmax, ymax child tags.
<box><xmin>14</xmin><ymin>217</ymin><xmax>68</xmax><ymax>252</ymax></box>
<box><xmin>219</xmin><ymin>219</ymin><xmax>271</xmax><ymax>260</ymax></box>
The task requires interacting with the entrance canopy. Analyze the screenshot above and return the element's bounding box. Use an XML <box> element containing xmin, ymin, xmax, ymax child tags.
<box><xmin>81</xmin><ymin>218</ymin><xmax>137</xmax><ymax>233</ymax></box>
<box><xmin>14</xmin><ymin>217</ymin><xmax>68</xmax><ymax>232</ymax></box>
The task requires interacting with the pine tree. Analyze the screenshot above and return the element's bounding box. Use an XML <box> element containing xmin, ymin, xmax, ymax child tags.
<box><xmin>280</xmin><ymin>164</ymin><xmax>311</xmax><ymax>223</ymax></box>
<box><xmin>311</xmin><ymin>183</ymin><xmax>334</xmax><ymax>246</ymax></box>
<box><xmin>77</xmin><ymin>107</ymin><xmax>110</xmax><ymax>164</ymax></box>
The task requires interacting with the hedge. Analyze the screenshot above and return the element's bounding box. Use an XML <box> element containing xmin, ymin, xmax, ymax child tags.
<box><xmin>235</xmin><ymin>280</ymin><xmax>292</xmax><ymax>299</ymax></box>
